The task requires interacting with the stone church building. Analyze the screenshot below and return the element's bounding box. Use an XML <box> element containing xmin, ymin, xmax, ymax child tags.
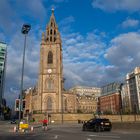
<box><xmin>23</xmin><ymin>10</ymin><xmax>100</xmax><ymax>119</ymax></box>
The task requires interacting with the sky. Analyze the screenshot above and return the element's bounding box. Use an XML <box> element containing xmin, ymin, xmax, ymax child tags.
<box><xmin>1</xmin><ymin>0</ymin><xmax>140</xmax><ymax>107</ymax></box>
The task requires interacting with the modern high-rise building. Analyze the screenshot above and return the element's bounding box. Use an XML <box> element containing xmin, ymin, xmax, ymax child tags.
<box><xmin>126</xmin><ymin>67</ymin><xmax>140</xmax><ymax>113</ymax></box>
<box><xmin>121</xmin><ymin>83</ymin><xmax>131</xmax><ymax>113</ymax></box>
<box><xmin>0</xmin><ymin>42</ymin><xmax>7</xmax><ymax>109</ymax></box>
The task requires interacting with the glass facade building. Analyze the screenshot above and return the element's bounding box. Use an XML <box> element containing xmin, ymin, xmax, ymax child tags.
<box><xmin>0</xmin><ymin>42</ymin><xmax>7</xmax><ymax>108</ymax></box>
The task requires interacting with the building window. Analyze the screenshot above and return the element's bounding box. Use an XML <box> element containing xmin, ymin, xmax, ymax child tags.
<box><xmin>0</xmin><ymin>52</ymin><xmax>5</xmax><ymax>55</ymax></box>
<box><xmin>48</xmin><ymin>51</ymin><xmax>53</xmax><ymax>64</ymax></box>
<box><xmin>50</xmin><ymin>29</ymin><xmax>52</xmax><ymax>35</ymax></box>
<box><xmin>47</xmin><ymin>79</ymin><xmax>54</xmax><ymax>90</ymax></box>
<box><xmin>50</xmin><ymin>37</ymin><xmax>52</xmax><ymax>42</ymax></box>
<box><xmin>47</xmin><ymin>97</ymin><xmax>52</xmax><ymax>111</ymax></box>
<box><xmin>51</xmin><ymin>22</ymin><xmax>53</xmax><ymax>27</ymax></box>
<box><xmin>64</xmin><ymin>98</ymin><xmax>67</xmax><ymax>111</ymax></box>
<box><xmin>1</xmin><ymin>49</ymin><xmax>5</xmax><ymax>51</ymax></box>
<box><xmin>54</xmin><ymin>37</ymin><xmax>56</xmax><ymax>42</ymax></box>
<box><xmin>0</xmin><ymin>57</ymin><xmax>4</xmax><ymax>61</ymax></box>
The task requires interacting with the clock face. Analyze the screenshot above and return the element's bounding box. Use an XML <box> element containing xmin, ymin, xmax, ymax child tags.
<box><xmin>48</xmin><ymin>69</ymin><xmax>52</xmax><ymax>73</ymax></box>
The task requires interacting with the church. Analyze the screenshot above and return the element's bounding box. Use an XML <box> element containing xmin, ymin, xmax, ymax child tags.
<box><xmin>23</xmin><ymin>10</ymin><xmax>100</xmax><ymax>120</ymax></box>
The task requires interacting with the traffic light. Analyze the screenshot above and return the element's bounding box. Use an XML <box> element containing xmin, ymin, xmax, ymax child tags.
<box><xmin>15</xmin><ymin>99</ymin><xmax>26</xmax><ymax>111</ymax></box>
<box><xmin>15</xmin><ymin>99</ymin><xmax>20</xmax><ymax>111</ymax></box>
<box><xmin>22</xmin><ymin>100</ymin><xmax>26</xmax><ymax>110</ymax></box>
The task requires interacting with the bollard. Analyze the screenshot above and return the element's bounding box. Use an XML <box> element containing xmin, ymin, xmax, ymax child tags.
<box><xmin>31</xmin><ymin>126</ymin><xmax>34</xmax><ymax>132</ymax></box>
<box><xmin>14</xmin><ymin>126</ymin><xmax>17</xmax><ymax>132</ymax></box>
<box><xmin>25</xmin><ymin>129</ymin><xmax>28</xmax><ymax>133</ymax></box>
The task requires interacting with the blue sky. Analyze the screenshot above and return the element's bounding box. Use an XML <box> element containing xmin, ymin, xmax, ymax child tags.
<box><xmin>1</xmin><ymin>0</ymin><xmax>140</xmax><ymax>107</ymax></box>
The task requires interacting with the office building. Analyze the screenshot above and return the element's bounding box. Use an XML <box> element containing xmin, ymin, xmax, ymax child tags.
<box><xmin>126</xmin><ymin>67</ymin><xmax>140</xmax><ymax>113</ymax></box>
<box><xmin>0</xmin><ymin>42</ymin><xmax>7</xmax><ymax>111</ymax></box>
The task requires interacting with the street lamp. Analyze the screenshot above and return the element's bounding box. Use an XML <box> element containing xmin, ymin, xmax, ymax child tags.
<box><xmin>117</xmin><ymin>83</ymin><xmax>123</xmax><ymax>122</ymax></box>
<box><xmin>19</xmin><ymin>24</ymin><xmax>31</xmax><ymax>128</ymax></box>
<box><xmin>61</xmin><ymin>94</ymin><xmax>64</xmax><ymax>124</ymax></box>
<box><xmin>61</xmin><ymin>78</ymin><xmax>65</xmax><ymax>124</ymax></box>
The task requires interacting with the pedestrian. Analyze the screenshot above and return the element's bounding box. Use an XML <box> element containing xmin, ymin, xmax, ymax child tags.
<box><xmin>42</xmin><ymin>117</ymin><xmax>48</xmax><ymax>130</ymax></box>
<box><xmin>32</xmin><ymin>118</ymin><xmax>35</xmax><ymax>122</ymax></box>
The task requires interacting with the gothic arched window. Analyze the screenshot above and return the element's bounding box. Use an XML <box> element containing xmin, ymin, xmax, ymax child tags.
<box><xmin>50</xmin><ymin>36</ymin><xmax>52</xmax><ymax>42</ymax></box>
<box><xmin>47</xmin><ymin>97</ymin><xmax>52</xmax><ymax>111</ymax></box>
<box><xmin>54</xmin><ymin>37</ymin><xmax>56</xmax><ymax>42</ymax></box>
<box><xmin>50</xmin><ymin>29</ymin><xmax>52</xmax><ymax>35</ymax></box>
<box><xmin>64</xmin><ymin>98</ymin><xmax>67</xmax><ymax>111</ymax></box>
<box><xmin>47</xmin><ymin>79</ymin><xmax>54</xmax><ymax>90</ymax></box>
<box><xmin>48</xmin><ymin>51</ymin><xmax>53</xmax><ymax>64</ymax></box>
<box><xmin>51</xmin><ymin>22</ymin><xmax>53</xmax><ymax>27</ymax></box>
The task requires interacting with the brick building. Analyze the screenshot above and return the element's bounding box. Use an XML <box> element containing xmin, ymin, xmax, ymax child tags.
<box><xmin>99</xmin><ymin>82</ymin><xmax>122</xmax><ymax>114</ymax></box>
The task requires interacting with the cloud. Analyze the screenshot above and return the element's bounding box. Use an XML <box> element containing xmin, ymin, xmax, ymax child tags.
<box><xmin>0</xmin><ymin>0</ymin><xmax>17</xmax><ymax>34</ymax></box>
<box><xmin>4</xmin><ymin>2</ymin><xmax>140</xmax><ymax>108</ymax></box>
<box><xmin>59</xmin><ymin>16</ymin><xmax>75</xmax><ymax>26</ymax></box>
<box><xmin>92</xmin><ymin>0</ymin><xmax>140</xmax><ymax>12</ymax></box>
<box><xmin>62</xmin><ymin>31</ymin><xmax>107</xmax><ymax>89</ymax></box>
<box><xmin>59</xmin><ymin>16</ymin><xmax>128</xmax><ymax>89</ymax></box>
<box><xmin>7</xmin><ymin>26</ymin><xmax>137</xmax><ymax>107</ymax></box>
<box><xmin>62</xmin><ymin>32</ymin><xmax>106</xmax><ymax>64</ymax></box>
<box><xmin>63</xmin><ymin>31</ymin><xmax>140</xmax><ymax>90</ymax></box>
<box><xmin>4</xmin><ymin>29</ymin><xmax>40</xmax><ymax>106</ymax></box>
<box><xmin>0</xmin><ymin>0</ymin><xmax>47</xmax><ymax>106</ymax></box>
<box><xmin>14</xmin><ymin>0</ymin><xmax>47</xmax><ymax>20</ymax></box>
<box><xmin>59</xmin><ymin>16</ymin><xmax>75</xmax><ymax>32</ymax></box>
<box><xmin>0</xmin><ymin>0</ymin><xmax>47</xmax><ymax>35</ymax></box>
<box><xmin>0</xmin><ymin>33</ymin><xmax>6</xmax><ymax>42</ymax></box>
<box><xmin>105</xmin><ymin>32</ymin><xmax>140</xmax><ymax>73</ymax></box>
<box><xmin>121</xmin><ymin>18</ymin><xmax>139</xmax><ymax>28</ymax></box>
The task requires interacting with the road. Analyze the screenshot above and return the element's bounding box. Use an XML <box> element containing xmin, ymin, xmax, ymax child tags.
<box><xmin>0</xmin><ymin>123</ymin><xmax>140</xmax><ymax>140</ymax></box>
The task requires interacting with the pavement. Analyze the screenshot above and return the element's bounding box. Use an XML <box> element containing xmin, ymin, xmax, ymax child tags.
<box><xmin>1</xmin><ymin>122</ymin><xmax>140</xmax><ymax>140</ymax></box>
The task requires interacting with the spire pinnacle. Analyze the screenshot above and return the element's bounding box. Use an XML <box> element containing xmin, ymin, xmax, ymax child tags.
<box><xmin>45</xmin><ymin>8</ymin><xmax>60</xmax><ymax>44</ymax></box>
<box><xmin>41</xmin><ymin>32</ymin><xmax>46</xmax><ymax>45</ymax></box>
<box><xmin>51</xmin><ymin>7</ymin><xmax>54</xmax><ymax>14</ymax></box>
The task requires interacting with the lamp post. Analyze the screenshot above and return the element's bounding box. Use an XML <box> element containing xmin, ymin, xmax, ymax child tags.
<box><xmin>19</xmin><ymin>24</ymin><xmax>31</xmax><ymax>127</ymax></box>
<box><xmin>61</xmin><ymin>94</ymin><xmax>64</xmax><ymax>124</ymax></box>
<box><xmin>118</xmin><ymin>83</ymin><xmax>123</xmax><ymax>122</ymax></box>
<box><xmin>61</xmin><ymin>78</ymin><xmax>65</xmax><ymax>124</ymax></box>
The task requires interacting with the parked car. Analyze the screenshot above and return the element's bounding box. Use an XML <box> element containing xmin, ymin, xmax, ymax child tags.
<box><xmin>82</xmin><ymin>118</ymin><xmax>112</xmax><ymax>132</ymax></box>
<box><xmin>10</xmin><ymin>119</ymin><xmax>17</xmax><ymax>124</ymax></box>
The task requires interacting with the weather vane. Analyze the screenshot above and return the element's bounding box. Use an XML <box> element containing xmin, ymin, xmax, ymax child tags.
<box><xmin>51</xmin><ymin>7</ymin><xmax>55</xmax><ymax>13</ymax></box>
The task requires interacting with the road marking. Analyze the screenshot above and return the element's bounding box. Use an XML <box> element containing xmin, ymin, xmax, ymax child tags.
<box><xmin>89</xmin><ymin>134</ymin><xmax>97</xmax><ymax>137</ymax></box>
<box><xmin>49</xmin><ymin>135</ymin><xmax>59</xmax><ymax>139</ymax></box>
<box><xmin>54</xmin><ymin>135</ymin><xmax>58</xmax><ymax>139</ymax></box>
<box><xmin>89</xmin><ymin>134</ymin><xmax>120</xmax><ymax>139</ymax></box>
<box><xmin>87</xmin><ymin>138</ymin><xmax>92</xmax><ymax>140</ymax></box>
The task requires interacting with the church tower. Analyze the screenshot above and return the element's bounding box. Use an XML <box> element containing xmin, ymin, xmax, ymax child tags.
<box><xmin>38</xmin><ymin>9</ymin><xmax>63</xmax><ymax>113</ymax></box>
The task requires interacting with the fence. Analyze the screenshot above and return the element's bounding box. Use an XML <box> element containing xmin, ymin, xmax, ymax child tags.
<box><xmin>31</xmin><ymin>112</ymin><xmax>140</xmax><ymax>124</ymax></box>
